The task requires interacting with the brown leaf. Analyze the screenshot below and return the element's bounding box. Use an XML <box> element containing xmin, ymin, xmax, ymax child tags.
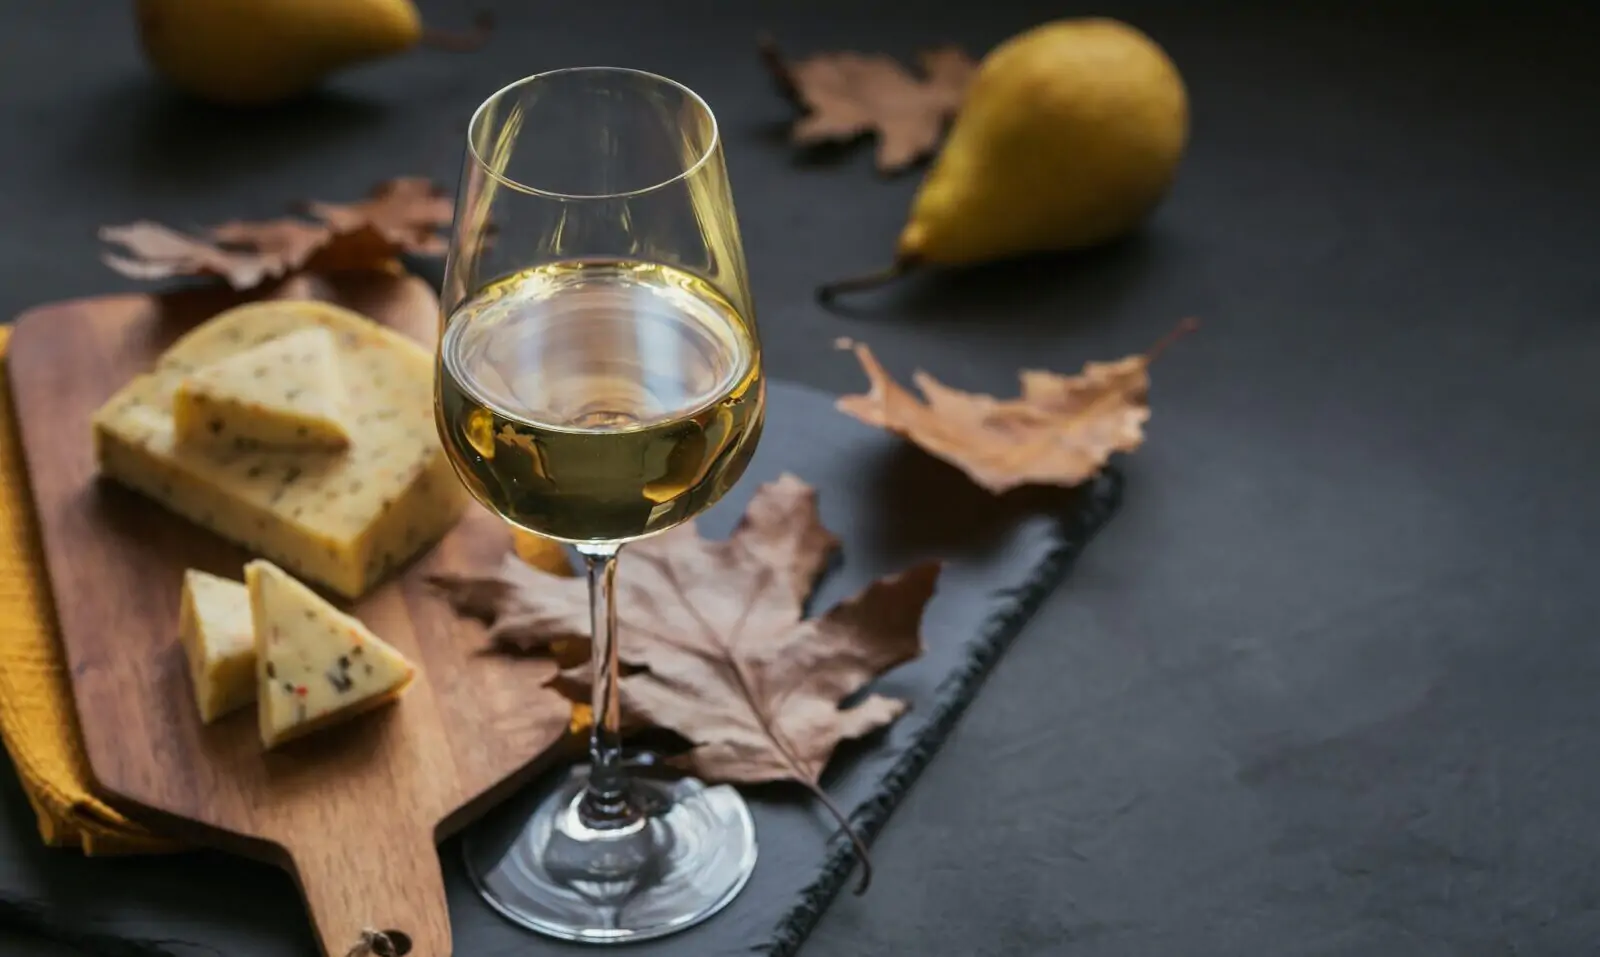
<box><xmin>101</xmin><ymin>221</ymin><xmax>292</xmax><ymax>291</ymax></box>
<box><xmin>207</xmin><ymin>218</ymin><xmax>331</xmax><ymax>268</ymax></box>
<box><xmin>761</xmin><ymin>36</ymin><xmax>976</xmax><ymax>173</ymax></box>
<box><xmin>100</xmin><ymin>177</ymin><xmax>450</xmax><ymax>291</ymax></box>
<box><xmin>430</xmin><ymin>473</ymin><xmax>940</xmax><ymax>891</ymax></box>
<box><xmin>837</xmin><ymin>319</ymin><xmax>1198</xmax><ymax>494</ymax></box>
<box><xmin>303</xmin><ymin>177</ymin><xmax>454</xmax><ymax>257</ymax></box>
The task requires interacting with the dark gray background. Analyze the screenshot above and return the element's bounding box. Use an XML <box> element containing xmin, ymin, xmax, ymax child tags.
<box><xmin>3</xmin><ymin>2</ymin><xmax>1599</xmax><ymax>955</ymax></box>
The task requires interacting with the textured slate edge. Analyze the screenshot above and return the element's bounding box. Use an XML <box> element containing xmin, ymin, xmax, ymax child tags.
<box><xmin>759</xmin><ymin>468</ymin><xmax>1125</xmax><ymax>956</ymax></box>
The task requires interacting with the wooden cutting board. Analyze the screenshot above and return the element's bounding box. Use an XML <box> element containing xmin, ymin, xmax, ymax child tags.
<box><xmin>6</xmin><ymin>273</ymin><xmax>575</xmax><ymax>957</ymax></box>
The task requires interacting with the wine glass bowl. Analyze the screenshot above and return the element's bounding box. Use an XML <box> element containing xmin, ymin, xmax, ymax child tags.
<box><xmin>435</xmin><ymin>69</ymin><xmax>763</xmax><ymax>943</ymax></box>
<box><xmin>436</xmin><ymin>259</ymin><xmax>764</xmax><ymax>544</ymax></box>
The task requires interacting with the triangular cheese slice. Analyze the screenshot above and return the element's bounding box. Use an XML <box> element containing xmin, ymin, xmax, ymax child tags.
<box><xmin>177</xmin><ymin>569</ymin><xmax>255</xmax><ymax>723</ymax></box>
<box><xmin>246</xmin><ymin>559</ymin><xmax>415</xmax><ymax>748</ymax></box>
<box><xmin>173</xmin><ymin>327</ymin><xmax>352</xmax><ymax>450</ymax></box>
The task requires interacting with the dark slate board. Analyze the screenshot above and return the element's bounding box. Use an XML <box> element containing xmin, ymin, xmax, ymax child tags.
<box><xmin>0</xmin><ymin>379</ymin><xmax>1119</xmax><ymax>957</ymax></box>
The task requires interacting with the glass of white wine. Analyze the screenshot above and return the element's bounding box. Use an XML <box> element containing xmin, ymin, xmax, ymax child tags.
<box><xmin>435</xmin><ymin>69</ymin><xmax>764</xmax><ymax>942</ymax></box>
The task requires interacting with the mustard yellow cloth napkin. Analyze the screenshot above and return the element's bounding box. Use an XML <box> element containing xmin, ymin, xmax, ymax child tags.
<box><xmin>0</xmin><ymin>327</ymin><xmax>181</xmax><ymax>855</ymax></box>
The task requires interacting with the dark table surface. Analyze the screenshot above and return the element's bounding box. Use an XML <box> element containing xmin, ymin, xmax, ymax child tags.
<box><xmin>4</xmin><ymin>2</ymin><xmax>1600</xmax><ymax>955</ymax></box>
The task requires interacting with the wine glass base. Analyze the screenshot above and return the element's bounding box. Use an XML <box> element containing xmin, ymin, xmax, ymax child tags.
<box><xmin>464</xmin><ymin>765</ymin><xmax>758</xmax><ymax>943</ymax></box>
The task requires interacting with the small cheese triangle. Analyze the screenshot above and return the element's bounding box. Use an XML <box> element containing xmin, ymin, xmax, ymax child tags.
<box><xmin>177</xmin><ymin>569</ymin><xmax>255</xmax><ymax>724</ymax></box>
<box><xmin>246</xmin><ymin>559</ymin><xmax>415</xmax><ymax>748</ymax></box>
<box><xmin>173</xmin><ymin>327</ymin><xmax>353</xmax><ymax>450</ymax></box>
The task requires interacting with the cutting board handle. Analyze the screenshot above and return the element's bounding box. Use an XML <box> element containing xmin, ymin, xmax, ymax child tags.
<box><xmin>287</xmin><ymin>827</ymin><xmax>452</xmax><ymax>957</ymax></box>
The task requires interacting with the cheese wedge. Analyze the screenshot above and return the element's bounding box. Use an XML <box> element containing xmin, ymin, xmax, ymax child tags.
<box><xmin>92</xmin><ymin>300</ymin><xmax>468</xmax><ymax>598</ymax></box>
<box><xmin>246</xmin><ymin>560</ymin><xmax>415</xmax><ymax>748</ymax></box>
<box><xmin>177</xmin><ymin>569</ymin><xmax>255</xmax><ymax>723</ymax></box>
<box><xmin>173</xmin><ymin>326</ymin><xmax>352</xmax><ymax>450</ymax></box>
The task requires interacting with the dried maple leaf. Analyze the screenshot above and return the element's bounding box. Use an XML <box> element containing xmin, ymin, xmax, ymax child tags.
<box><xmin>100</xmin><ymin>177</ymin><xmax>451</xmax><ymax>290</ymax></box>
<box><xmin>431</xmin><ymin>474</ymin><xmax>940</xmax><ymax>891</ymax></box>
<box><xmin>761</xmin><ymin>36</ymin><xmax>976</xmax><ymax>173</ymax></box>
<box><xmin>837</xmin><ymin>319</ymin><xmax>1198</xmax><ymax>494</ymax></box>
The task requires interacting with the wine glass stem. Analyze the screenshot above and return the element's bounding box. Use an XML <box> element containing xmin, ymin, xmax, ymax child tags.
<box><xmin>575</xmin><ymin>543</ymin><xmax>639</xmax><ymax>830</ymax></box>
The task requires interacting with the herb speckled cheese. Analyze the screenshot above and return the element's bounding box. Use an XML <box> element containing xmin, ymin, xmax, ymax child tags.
<box><xmin>247</xmin><ymin>560</ymin><xmax>415</xmax><ymax>748</ymax></box>
<box><xmin>92</xmin><ymin>300</ymin><xmax>467</xmax><ymax>598</ymax></box>
<box><xmin>173</xmin><ymin>326</ymin><xmax>353</xmax><ymax>450</ymax></box>
<box><xmin>177</xmin><ymin>569</ymin><xmax>255</xmax><ymax>724</ymax></box>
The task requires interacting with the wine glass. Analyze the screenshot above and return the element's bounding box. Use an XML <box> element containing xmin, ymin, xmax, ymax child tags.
<box><xmin>435</xmin><ymin>69</ymin><xmax>764</xmax><ymax>942</ymax></box>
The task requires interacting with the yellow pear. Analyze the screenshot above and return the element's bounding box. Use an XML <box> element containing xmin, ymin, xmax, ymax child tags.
<box><xmin>821</xmin><ymin>18</ymin><xmax>1188</xmax><ymax>300</ymax></box>
<box><xmin>136</xmin><ymin>0</ymin><xmax>423</xmax><ymax>106</ymax></box>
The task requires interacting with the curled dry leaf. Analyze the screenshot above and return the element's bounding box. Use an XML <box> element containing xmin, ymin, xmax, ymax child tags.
<box><xmin>431</xmin><ymin>474</ymin><xmax>940</xmax><ymax>892</ymax></box>
<box><xmin>761</xmin><ymin>35</ymin><xmax>976</xmax><ymax>173</ymax></box>
<box><xmin>99</xmin><ymin>221</ymin><xmax>302</xmax><ymax>291</ymax></box>
<box><xmin>100</xmin><ymin>177</ymin><xmax>454</xmax><ymax>291</ymax></box>
<box><xmin>837</xmin><ymin>319</ymin><xmax>1198</xmax><ymax>494</ymax></box>
<box><xmin>302</xmin><ymin>176</ymin><xmax>454</xmax><ymax>258</ymax></box>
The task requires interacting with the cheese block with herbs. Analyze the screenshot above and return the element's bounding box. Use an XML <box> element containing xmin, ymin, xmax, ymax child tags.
<box><xmin>177</xmin><ymin>568</ymin><xmax>256</xmax><ymax>723</ymax></box>
<box><xmin>92</xmin><ymin>300</ymin><xmax>468</xmax><ymax>598</ymax></box>
<box><xmin>246</xmin><ymin>559</ymin><xmax>415</xmax><ymax>748</ymax></box>
<box><xmin>173</xmin><ymin>326</ymin><xmax>353</xmax><ymax>451</ymax></box>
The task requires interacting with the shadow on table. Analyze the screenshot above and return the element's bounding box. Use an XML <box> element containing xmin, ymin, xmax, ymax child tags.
<box><xmin>855</xmin><ymin>439</ymin><xmax>1116</xmax><ymax>569</ymax></box>
<box><xmin>818</xmin><ymin>231</ymin><xmax>1165</xmax><ymax>334</ymax></box>
<box><xmin>0</xmin><ymin>748</ymin><xmax>316</xmax><ymax>956</ymax></box>
<box><xmin>61</xmin><ymin>77</ymin><xmax>388</xmax><ymax>189</ymax></box>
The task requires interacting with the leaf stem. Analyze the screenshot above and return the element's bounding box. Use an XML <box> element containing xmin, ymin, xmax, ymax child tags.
<box><xmin>421</xmin><ymin>11</ymin><xmax>494</xmax><ymax>52</ymax></box>
<box><xmin>801</xmin><ymin>779</ymin><xmax>875</xmax><ymax>894</ymax></box>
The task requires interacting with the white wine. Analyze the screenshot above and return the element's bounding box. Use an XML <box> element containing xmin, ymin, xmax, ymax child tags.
<box><xmin>437</xmin><ymin>259</ymin><xmax>764</xmax><ymax>544</ymax></box>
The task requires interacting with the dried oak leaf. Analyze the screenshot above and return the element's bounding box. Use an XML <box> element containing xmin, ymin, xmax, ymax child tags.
<box><xmin>761</xmin><ymin>36</ymin><xmax>976</xmax><ymax>173</ymax></box>
<box><xmin>100</xmin><ymin>177</ymin><xmax>451</xmax><ymax>290</ymax></box>
<box><xmin>431</xmin><ymin>473</ymin><xmax>940</xmax><ymax>891</ymax></box>
<box><xmin>837</xmin><ymin>319</ymin><xmax>1198</xmax><ymax>494</ymax></box>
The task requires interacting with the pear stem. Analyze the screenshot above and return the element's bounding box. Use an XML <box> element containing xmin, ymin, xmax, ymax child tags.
<box><xmin>815</xmin><ymin>261</ymin><xmax>913</xmax><ymax>304</ymax></box>
<box><xmin>1147</xmin><ymin>316</ymin><xmax>1201</xmax><ymax>363</ymax></box>
<box><xmin>421</xmin><ymin>11</ymin><xmax>494</xmax><ymax>52</ymax></box>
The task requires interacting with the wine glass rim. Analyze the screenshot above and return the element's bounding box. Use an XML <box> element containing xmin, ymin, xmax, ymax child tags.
<box><xmin>466</xmin><ymin>66</ymin><xmax>721</xmax><ymax>201</ymax></box>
